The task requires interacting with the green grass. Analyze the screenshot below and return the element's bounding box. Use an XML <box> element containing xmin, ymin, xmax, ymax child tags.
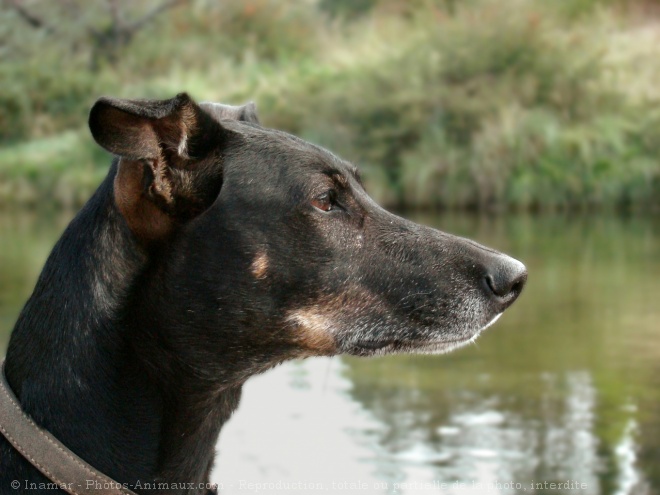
<box><xmin>1</xmin><ymin>0</ymin><xmax>659</xmax><ymax>210</ymax></box>
<box><xmin>0</xmin><ymin>131</ymin><xmax>108</xmax><ymax>208</ymax></box>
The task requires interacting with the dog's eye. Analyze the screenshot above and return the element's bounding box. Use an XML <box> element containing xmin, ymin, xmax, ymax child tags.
<box><xmin>311</xmin><ymin>191</ymin><xmax>336</xmax><ymax>212</ymax></box>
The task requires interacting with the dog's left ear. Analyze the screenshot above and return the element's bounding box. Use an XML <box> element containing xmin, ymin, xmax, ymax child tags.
<box><xmin>200</xmin><ymin>101</ymin><xmax>260</xmax><ymax>124</ymax></box>
<box><xmin>89</xmin><ymin>93</ymin><xmax>256</xmax><ymax>244</ymax></box>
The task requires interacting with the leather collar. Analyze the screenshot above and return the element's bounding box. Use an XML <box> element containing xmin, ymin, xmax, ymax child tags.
<box><xmin>0</xmin><ymin>360</ymin><xmax>137</xmax><ymax>495</ymax></box>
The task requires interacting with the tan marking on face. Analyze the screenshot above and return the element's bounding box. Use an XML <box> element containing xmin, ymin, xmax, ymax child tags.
<box><xmin>331</xmin><ymin>173</ymin><xmax>349</xmax><ymax>187</ymax></box>
<box><xmin>285</xmin><ymin>288</ymin><xmax>390</xmax><ymax>356</ymax></box>
<box><xmin>286</xmin><ymin>308</ymin><xmax>337</xmax><ymax>356</ymax></box>
<box><xmin>251</xmin><ymin>252</ymin><xmax>269</xmax><ymax>280</ymax></box>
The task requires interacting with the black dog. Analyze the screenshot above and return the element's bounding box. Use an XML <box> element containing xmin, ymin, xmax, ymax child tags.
<box><xmin>0</xmin><ymin>94</ymin><xmax>526</xmax><ymax>494</ymax></box>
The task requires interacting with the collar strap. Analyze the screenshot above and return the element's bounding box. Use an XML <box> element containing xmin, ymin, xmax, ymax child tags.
<box><xmin>0</xmin><ymin>360</ymin><xmax>137</xmax><ymax>495</ymax></box>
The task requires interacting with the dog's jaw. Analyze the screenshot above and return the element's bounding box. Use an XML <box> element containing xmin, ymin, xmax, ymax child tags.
<box><xmin>341</xmin><ymin>312</ymin><xmax>505</xmax><ymax>357</ymax></box>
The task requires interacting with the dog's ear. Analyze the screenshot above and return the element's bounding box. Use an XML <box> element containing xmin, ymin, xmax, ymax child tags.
<box><xmin>200</xmin><ymin>101</ymin><xmax>260</xmax><ymax>125</ymax></box>
<box><xmin>89</xmin><ymin>93</ymin><xmax>212</xmax><ymax>160</ymax></box>
<box><xmin>89</xmin><ymin>93</ymin><xmax>253</xmax><ymax>244</ymax></box>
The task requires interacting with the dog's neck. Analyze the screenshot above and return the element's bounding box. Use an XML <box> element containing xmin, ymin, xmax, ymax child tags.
<box><xmin>3</xmin><ymin>164</ymin><xmax>235</xmax><ymax>492</ymax></box>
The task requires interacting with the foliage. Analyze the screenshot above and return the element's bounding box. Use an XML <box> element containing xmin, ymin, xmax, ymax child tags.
<box><xmin>0</xmin><ymin>0</ymin><xmax>659</xmax><ymax>210</ymax></box>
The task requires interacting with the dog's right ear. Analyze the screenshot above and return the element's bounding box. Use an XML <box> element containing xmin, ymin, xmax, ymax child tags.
<box><xmin>89</xmin><ymin>93</ymin><xmax>209</xmax><ymax>160</ymax></box>
<box><xmin>89</xmin><ymin>93</ymin><xmax>250</xmax><ymax>244</ymax></box>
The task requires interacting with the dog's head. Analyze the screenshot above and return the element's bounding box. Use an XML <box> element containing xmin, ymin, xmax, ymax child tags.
<box><xmin>90</xmin><ymin>93</ymin><xmax>526</xmax><ymax>374</ymax></box>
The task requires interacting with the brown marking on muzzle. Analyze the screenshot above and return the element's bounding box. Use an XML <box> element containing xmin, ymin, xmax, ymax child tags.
<box><xmin>285</xmin><ymin>289</ymin><xmax>387</xmax><ymax>356</ymax></box>
<box><xmin>286</xmin><ymin>308</ymin><xmax>337</xmax><ymax>356</ymax></box>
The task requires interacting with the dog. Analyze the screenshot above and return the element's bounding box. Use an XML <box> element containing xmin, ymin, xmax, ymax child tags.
<box><xmin>0</xmin><ymin>93</ymin><xmax>526</xmax><ymax>494</ymax></box>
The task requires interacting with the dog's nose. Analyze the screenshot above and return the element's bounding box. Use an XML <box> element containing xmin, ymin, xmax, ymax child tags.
<box><xmin>483</xmin><ymin>256</ymin><xmax>527</xmax><ymax>308</ymax></box>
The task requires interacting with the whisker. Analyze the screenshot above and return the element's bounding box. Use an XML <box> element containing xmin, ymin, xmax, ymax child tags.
<box><xmin>393</xmin><ymin>291</ymin><xmax>433</xmax><ymax>310</ymax></box>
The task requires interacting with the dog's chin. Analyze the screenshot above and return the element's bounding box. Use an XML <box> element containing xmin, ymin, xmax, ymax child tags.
<box><xmin>345</xmin><ymin>313</ymin><xmax>503</xmax><ymax>357</ymax></box>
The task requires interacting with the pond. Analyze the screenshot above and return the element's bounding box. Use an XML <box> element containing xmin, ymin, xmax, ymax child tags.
<box><xmin>0</xmin><ymin>210</ymin><xmax>658</xmax><ymax>495</ymax></box>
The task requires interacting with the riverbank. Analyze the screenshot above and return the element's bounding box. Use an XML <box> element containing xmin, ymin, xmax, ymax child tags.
<box><xmin>1</xmin><ymin>0</ymin><xmax>659</xmax><ymax>211</ymax></box>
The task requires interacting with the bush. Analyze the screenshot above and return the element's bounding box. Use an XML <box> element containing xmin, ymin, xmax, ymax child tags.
<box><xmin>1</xmin><ymin>0</ymin><xmax>658</xmax><ymax>210</ymax></box>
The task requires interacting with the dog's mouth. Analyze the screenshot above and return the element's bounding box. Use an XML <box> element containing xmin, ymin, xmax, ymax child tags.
<box><xmin>347</xmin><ymin>313</ymin><xmax>503</xmax><ymax>357</ymax></box>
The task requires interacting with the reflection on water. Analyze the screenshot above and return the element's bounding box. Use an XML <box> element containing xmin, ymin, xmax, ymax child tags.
<box><xmin>0</xmin><ymin>211</ymin><xmax>658</xmax><ymax>495</ymax></box>
<box><xmin>213</xmin><ymin>362</ymin><xmax>630</xmax><ymax>495</ymax></box>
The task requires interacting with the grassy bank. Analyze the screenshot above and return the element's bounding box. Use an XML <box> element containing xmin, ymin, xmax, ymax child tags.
<box><xmin>1</xmin><ymin>0</ymin><xmax>659</xmax><ymax>210</ymax></box>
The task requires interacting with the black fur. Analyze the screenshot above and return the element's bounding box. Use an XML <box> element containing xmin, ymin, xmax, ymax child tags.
<box><xmin>1</xmin><ymin>94</ymin><xmax>526</xmax><ymax>494</ymax></box>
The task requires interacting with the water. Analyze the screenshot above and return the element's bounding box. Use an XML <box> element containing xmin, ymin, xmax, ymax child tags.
<box><xmin>1</xmin><ymin>210</ymin><xmax>658</xmax><ymax>495</ymax></box>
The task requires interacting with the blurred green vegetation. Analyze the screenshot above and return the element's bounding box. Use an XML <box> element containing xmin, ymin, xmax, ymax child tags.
<box><xmin>1</xmin><ymin>0</ymin><xmax>659</xmax><ymax>210</ymax></box>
